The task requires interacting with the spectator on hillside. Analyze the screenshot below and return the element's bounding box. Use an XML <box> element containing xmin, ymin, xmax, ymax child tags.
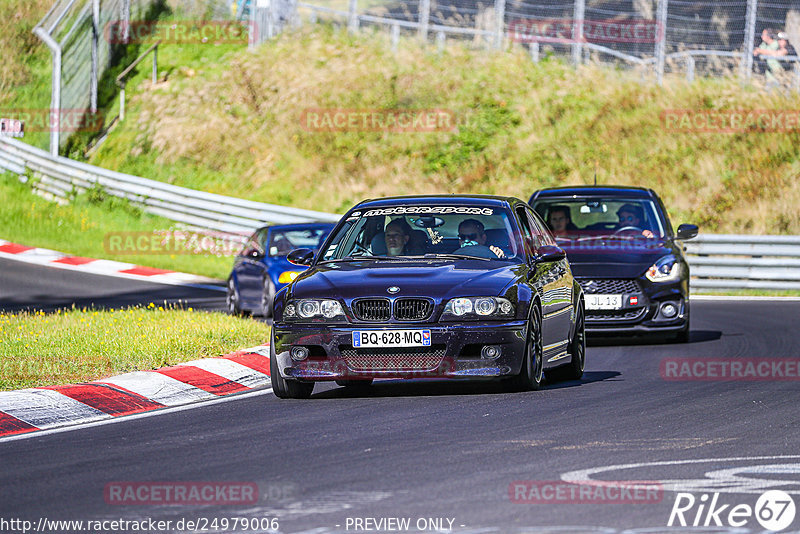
<box><xmin>754</xmin><ymin>28</ymin><xmax>781</xmax><ymax>83</ymax></box>
<box><xmin>778</xmin><ymin>32</ymin><xmax>797</xmax><ymax>71</ymax></box>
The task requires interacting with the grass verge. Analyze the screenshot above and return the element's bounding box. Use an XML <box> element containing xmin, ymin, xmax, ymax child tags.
<box><xmin>0</xmin><ymin>174</ymin><xmax>235</xmax><ymax>280</ymax></box>
<box><xmin>0</xmin><ymin>304</ymin><xmax>269</xmax><ymax>391</ymax></box>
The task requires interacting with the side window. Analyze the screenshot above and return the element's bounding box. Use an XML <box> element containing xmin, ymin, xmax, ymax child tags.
<box><xmin>515</xmin><ymin>207</ymin><xmax>537</xmax><ymax>256</ymax></box>
<box><xmin>526</xmin><ymin>209</ymin><xmax>555</xmax><ymax>246</ymax></box>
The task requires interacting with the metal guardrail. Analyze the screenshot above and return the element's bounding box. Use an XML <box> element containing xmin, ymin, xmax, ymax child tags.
<box><xmin>0</xmin><ymin>137</ymin><xmax>340</xmax><ymax>234</ymax></box>
<box><xmin>1</xmin><ymin>136</ymin><xmax>799</xmax><ymax>290</ymax></box>
<box><xmin>685</xmin><ymin>234</ymin><xmax>800</xmax><ymax>290</ymax></box>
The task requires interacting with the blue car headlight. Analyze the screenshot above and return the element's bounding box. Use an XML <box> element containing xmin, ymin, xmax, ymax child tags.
<box><xmin>442</xmin><ymin>297</ymin><xmax>515</xmax><ymax>320</ymax></box>
<box><xmin>646</xmin><ymin>255</ymin><xmax>682</xmax><ymax>283</ymax></box>
<box><xmin>284</xmin><ymin>299</ymin><xmax>345</xmax><ymax>321</ymax></box>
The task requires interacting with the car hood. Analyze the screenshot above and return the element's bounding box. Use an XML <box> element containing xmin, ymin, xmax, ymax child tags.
<box><xmin>561</xmin><ymin>240</ymin><xmax>674</xmax><ymax>278</ymax></box>
<box><xmin>289</xmin><ymin>260</ymin><xmax>522</xmax><ymax>300</ymax></box>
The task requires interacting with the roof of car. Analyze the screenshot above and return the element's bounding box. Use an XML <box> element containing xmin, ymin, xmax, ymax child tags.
<box><xmin>530</xmin><ymin>186</ymin><xmax>655</xmax><ymax>200</ymax></box>
<box><xmin>257</xmin><ymin>222</ymin><xmax>336</xmax><ymax>232</ymax></box>
<box><xmin>353</xmin><ymin>195</ymin><xmax>522</xmax><ymax>210</ymax></box>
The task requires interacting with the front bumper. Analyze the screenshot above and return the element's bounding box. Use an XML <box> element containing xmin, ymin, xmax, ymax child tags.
<box><xmin>273</xmin><ymin>321</ymin><xmax>528</xmax><ymax>381</ymax></box>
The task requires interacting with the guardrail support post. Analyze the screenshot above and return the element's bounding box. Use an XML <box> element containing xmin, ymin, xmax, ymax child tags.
<box><xmin>348</xmin><ymin>0</ymin><xmax>359</xmax><ymax>34</ymax></box>
<box><xmin>436</xmin><ymin>31</ymin><xmax>445</xmax><ymax>52</ymax></box>
<box><xmin>391</xmin><ymin>22</ymin><xmax>400</xmax><ymax>52</ymax></box>
<box><xmin>742</xmin><ymin>0</ymin><xmax>758</xmax><ymax>83</ymax></box>
<box><xmin>571</xmin><ymin>0</ymin><xmax>585</xmax><ymax>65</ymax></box>
<box><xmin>655</xmin><ymin>0</ymin><xmax>668</xmax><ymax>85</ymax></box>
<box><xmin>152</xmin><ymin>45</ymin><xmax>158</xmax><ymax>84</ymax></box>
<box><xmin>419</xmin><ymin>0</ymin><xmax>430</xmax><ymax>42</ymax></box>
<box><xmin>530</xmin><ymin>42</ymin><xmax>539</xmax><ymax>63</ymax></box>
<box><xmin>493</xmin><ymin>0</ymin><xmax>506</xmax><ymax>50</ymax></box>
<box><xmin>686</xmin><ymin>55</ymin><xmax>695</xmax><ymax>83</ymax></box>
<box><xmin>119</xmin><ymin>83</ymin><xmax>126</xmax><ymax>121</ymax></box>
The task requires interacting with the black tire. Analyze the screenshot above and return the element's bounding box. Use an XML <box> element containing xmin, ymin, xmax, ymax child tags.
<box><xmin>562</xmin><ymin>301</ymin><xmax>586</xmax><ymax>380</ymax></box>
<box><xmin>261</xmin><ymin>278</ymin><xmax>275</xmax><ymax>318</ymax></box>
<box><xmin>506</xmin><ymin>305</ymin><xmax>544</xmax><ymax>392</ymax></box>
<box><xmin>270</xmin><ymin>337</ymin><xmax>314</xmax><ymax>399</ymax></box>
<box><xmin>335</xmin><ymin>378</ymin><xmax>374</xmax><ymax>388</ymax></box>
<box><xmin>226</xmin><ymin>277</ymin><xmax>243</xmax><ymax>316</ymax></box>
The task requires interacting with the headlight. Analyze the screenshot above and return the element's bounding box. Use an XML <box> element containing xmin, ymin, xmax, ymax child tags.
<box><xmin>284</xmin><ymin>299</ymin><xmax>345</xmax><ymax>321</ymax></box>
<box><xmin>278</xmin><ymin>271</ymin><xmax>302</xmax><ymax>284</ymax></box>
<box><xmin>442</xmin><ymin>297</ymin><xmax>515</xmax><ymax>320</ymax></box>
<box><xmin>646</xmin><ymin>255</ymin><xmax>682</xmax><ymax>282</ymax></box>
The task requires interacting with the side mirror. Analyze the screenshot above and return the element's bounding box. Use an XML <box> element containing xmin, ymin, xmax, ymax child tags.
<box><xmin>535</xmin><ymin>245</ymin><xmax>566</xmax><ymax>263</ymax></box>
<box><xmin>287</xmin><ymin>248</ymin><xmax>314</xmax><ymax>266</ymax></box>
<box><xmin>676</xmin><ymin>224</ymin><xmax>698</xmax><ymax>240</ymax></box>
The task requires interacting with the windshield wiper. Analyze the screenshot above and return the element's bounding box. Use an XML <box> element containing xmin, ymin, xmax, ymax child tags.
<box><xmin>422</xmin><ymin>253</ymin><xmax>492</xmax><ymax>261</ymax></box>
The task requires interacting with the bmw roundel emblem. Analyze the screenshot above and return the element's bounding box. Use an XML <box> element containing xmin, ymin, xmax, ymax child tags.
<box><xmin>387</xmin><ymin>286</ymin><xmax>400</xmax><ymax>294</ymax></box>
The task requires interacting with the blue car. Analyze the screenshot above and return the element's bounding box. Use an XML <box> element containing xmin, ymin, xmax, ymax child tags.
<box><xmin>269</xmin><ymin>195</ymin><xmax>585</xmax><ymax>398</ymax></box>
<box><xmin>226</xmin><ymin>223</ymin><xmax>335</xmax><ymax>317</ymax></box>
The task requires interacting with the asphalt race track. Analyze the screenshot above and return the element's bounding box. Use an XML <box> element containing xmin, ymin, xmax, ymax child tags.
<box><xmin>1</xmin><ymin>264</ymin><xmax>800</xmax><ymax>533</ymax></box>
<box><xmin>0</xmin><ymin>257</ymin><xmax>226</xmax><ymax>313</ymax></box>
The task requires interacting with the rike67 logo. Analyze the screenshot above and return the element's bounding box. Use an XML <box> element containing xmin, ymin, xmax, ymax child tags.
<box><xmin>668</xmin><ymin>490</ymin><xmax>796</xmax><ymax>531</ymax></box>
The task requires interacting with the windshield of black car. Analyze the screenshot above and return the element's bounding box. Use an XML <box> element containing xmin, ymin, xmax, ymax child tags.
<box><xmin>266</xmin><ymin>228</ymin><xmax>330</xmax><ymax>257</ymax></box>
<box><xmin>318</xmin><ymin>206</ymin><xmax>522</xmax><ymax>261</ymax></box>
<box><xmin>531</xmin><ymin>198</ymin><xmax>667</xmax><ymax>240</ymax></box>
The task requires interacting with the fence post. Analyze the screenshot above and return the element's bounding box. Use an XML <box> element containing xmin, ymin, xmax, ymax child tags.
<box><xmin>686</xmin><ymin>55</ymin><xmax>695</xmax><ymax>83</ymax></box>
<box><xmin>530</xmin><ymin>42</ymin><xmax>539</xmax><ymax>63</ymax></box>
<box><xmin>794</xmin><ymin>61</ymin><xmax>800</xmax><ymax>92</ymax></box>
<box><xmin>121</xmin><ymin>0</ymin><xmax>130</xmax><ymax>43</ymax></box>
<box><xmin>655</xmin><ymin>0</ymin><xmax>668</xmax><ymax>85</ymax></box>
<box><xmin>90</xmin><ymin>0</ymin><xmax>99</xmax><ymax>113</ymax></box>
<box><xmin>742</xmin><ymin>0</ymin><xmax>758</xmax><ymax>83</ymax></box>
<box><xmin>348</xmin><ymin>0</ymin><xmax>359</xmax><ymax>34</ymax></box>
<box><xmin>493</xmin><ymin>0</ymin><xmax>506</xmax><ymax>50</ymax></box>
<box><xmin>419</xmin><ymin>0</ymin><xmax>430</xmax><ymax>42</ymax></box>
<box><xmin>437</xmin><ymin>30</ymin><xmax>445</xmax><ymax>52</ymax></box>
<box><xmin>571</xmin><ymin>0</ymin><xmax>585</xmax><ymax>65</ymax></box>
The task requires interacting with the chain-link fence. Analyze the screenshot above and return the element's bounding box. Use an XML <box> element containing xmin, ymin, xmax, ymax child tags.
<box><xmin>289</xmin><ymin>0</ymin><xmax>800</xmax><ymax>86</ymax></box>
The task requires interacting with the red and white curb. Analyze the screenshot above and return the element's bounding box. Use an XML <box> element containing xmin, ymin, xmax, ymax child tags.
<box><xmin>0</xmin><ymin>345</ymin><xmax>271</xmax><ymax>439</ymax></box>
<box><xmin>0</xmin><ymin>239</ymin><xmax>223</xmax><ymax>290</ymax></box>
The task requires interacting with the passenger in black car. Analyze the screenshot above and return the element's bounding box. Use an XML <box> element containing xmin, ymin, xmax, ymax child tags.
<box><xmin>546</xmin><ymin>205</ymin><xmax>578</xmax><ymax>237</ymax></box>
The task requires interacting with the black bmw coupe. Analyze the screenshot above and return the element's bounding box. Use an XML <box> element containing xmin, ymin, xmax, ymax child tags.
<box><xmin>269</xmin><ymin>195</ymin><xmax>586</xmax><ymax>398</ymax></box>
<box><xmin>529</xmin><ymin>186</ymin><xmax>698</xmax><ymax>342</ymax></box>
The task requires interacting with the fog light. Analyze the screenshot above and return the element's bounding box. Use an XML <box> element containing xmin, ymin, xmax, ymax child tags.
<box><xmin>481</xmin><ymin>345</ymin><xmax>501</xmax><ymax>360</ymax></box>
<box><xmin>290</xmin><ymin>346</ymin><xmax>309</xmax><ymax>361</ymax></box>
<box><xmin>661</xmin><ymin>302</ymin><xmax>678</xmax><ymax>318</ymax></box>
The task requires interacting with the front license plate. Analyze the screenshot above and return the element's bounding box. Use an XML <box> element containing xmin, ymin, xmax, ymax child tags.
<box><xmin>352</xmin><ymin>330</ymin><xmax>431</xmax><ymax>348</ymax></box>
<box><xmin>586</xmin><ymin>294</ymin><xmax>623</xmax><ymax>310</ymax></box>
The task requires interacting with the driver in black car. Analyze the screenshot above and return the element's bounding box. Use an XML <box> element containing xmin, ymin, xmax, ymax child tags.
<box><xmin>456</xmin><ymin>219</ymin><xmax>506</xmax><ymax>259</ymax></box>
<box><xmin>616</xmin><ymin>204</ymin><xmax>654</xmax><ymax>238</ymax></box>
